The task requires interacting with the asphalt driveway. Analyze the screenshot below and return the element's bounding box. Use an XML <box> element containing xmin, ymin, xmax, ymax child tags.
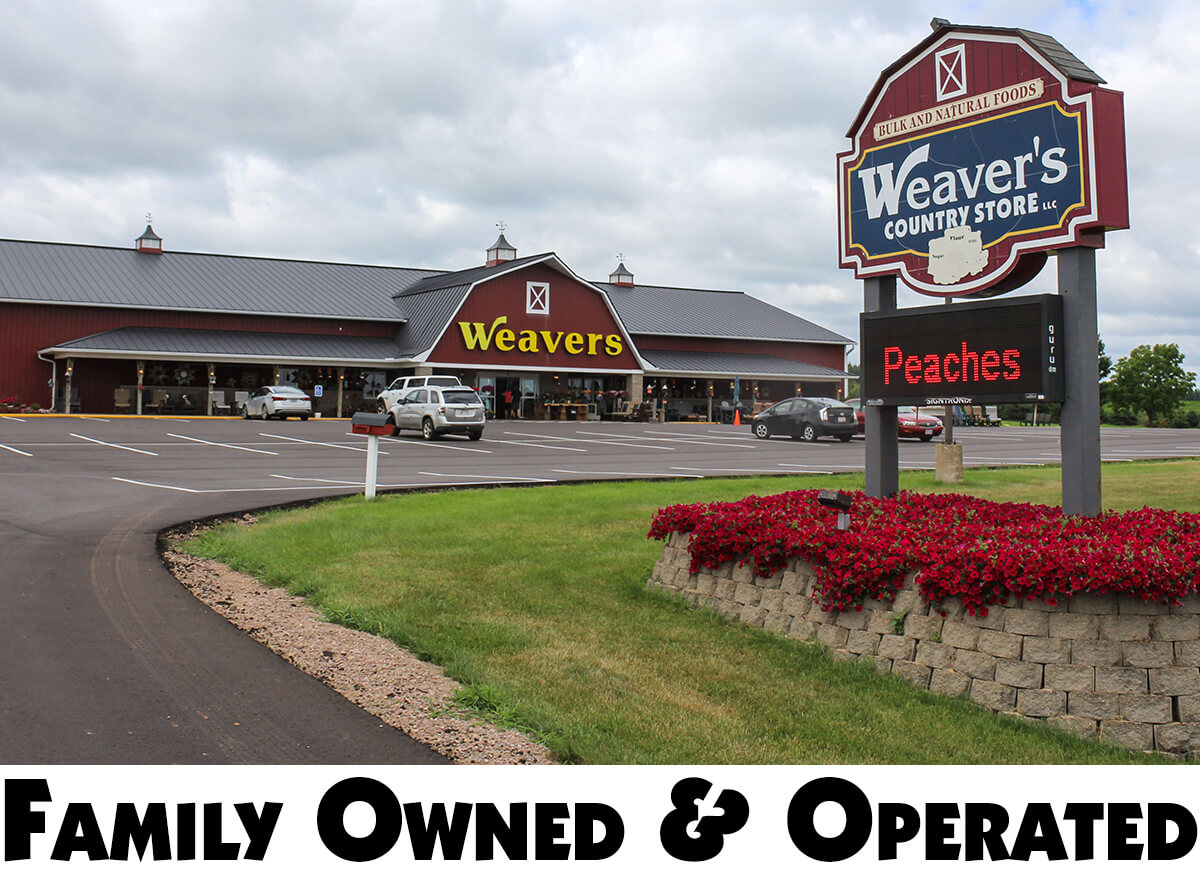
<box><xmin>2</xmin><ymin>415</ymin><xmax>1197</xmax><ymax>763</ymax></box>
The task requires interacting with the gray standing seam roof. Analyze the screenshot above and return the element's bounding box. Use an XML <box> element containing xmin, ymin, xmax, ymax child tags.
<box><xmin>4</xmin><ymin>239</ymin><xmax>853</xmax><ymax>364</ymax></box>
<box><xmin>0</xmin><ymin>238</ymin><xmax>442</xmax><ymax>321</ymax></box>
<box><xmin>44</xmin><ymin>326</ymin><xmax>409</xmax><ymax>363</ymax></box>
<box><xmin>638</xmin><ymin>349</ymin><xmax>851</xmax><ymax>379</ymax></box>
<box><xmin>598</xmin><ymin>282</ymin><xmax>852</xmax><ymax>344</ymax></box>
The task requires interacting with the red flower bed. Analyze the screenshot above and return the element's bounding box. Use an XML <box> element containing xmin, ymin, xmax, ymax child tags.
<box><xmin>649</xmin><ymin>490</ymin><xmax>1200</xmax><ymax>615</ymax></box>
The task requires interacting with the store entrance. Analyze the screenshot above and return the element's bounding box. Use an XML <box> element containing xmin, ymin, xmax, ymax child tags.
<box><xmin>495</xmin><ymin>376</ymin><xmax>522</xmax><ymax>419</ymax></box>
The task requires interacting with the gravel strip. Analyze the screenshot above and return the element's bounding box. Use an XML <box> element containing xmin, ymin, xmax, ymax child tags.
<box><xmin>162</xmin><ymin>519</ymin><xmax>553</xmax><ymax>765</ymax></box>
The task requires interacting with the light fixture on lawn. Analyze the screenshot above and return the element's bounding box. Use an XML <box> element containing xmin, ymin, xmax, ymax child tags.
<box><xmin>817</xmin><ymin>489</ymin><xmax>853</xmax><ymax>531</ymax></box>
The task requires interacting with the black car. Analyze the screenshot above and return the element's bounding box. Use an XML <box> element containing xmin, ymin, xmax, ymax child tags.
<box><xmin>750</xmin><ymin>397</ymin><xmax>857</xmax><ymax>442</ymax></box>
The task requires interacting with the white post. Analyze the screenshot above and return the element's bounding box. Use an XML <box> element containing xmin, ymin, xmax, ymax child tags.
<box><xmin>364</xmin><ymin>434</ymin><xmax>379</xmax><ymax>500</ymax></box>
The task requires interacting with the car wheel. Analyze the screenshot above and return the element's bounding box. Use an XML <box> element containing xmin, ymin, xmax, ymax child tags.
<box><xmin>388</xmin><ymin>414</ymin><xmax>399</xmax><ymax>436</ymax></box>
<box><xmin>752</xmin><ymin>421</ymin><xmax>771</xmax><ymax>439</ymax></box>
<box><xmin>837</xmin><ymin>434</ymin><xmax>853</xmax><ymax>442</ymax></box>
<box><xmin>422</xmin><ymin>418</ymin><xmax>437</xmax><ymax>440</ymax></box>
<box><xmin>802</xmin><ymin>423</ymin><xmax>817</xmax><ymax>442</ymax></box>
<box><xmin>468</xmin><ymin>429</ymin><xmax>483</xmax><ymax>441</ymax></box>
<box><xmin>260</xmin><ymin>405</ymin><xmax>270</xmax><ymax>421</ymax></box>
<box><xmin>300</xmin><ymin>415</ymin><xmax>309</xmax><ymax>421</ymax></box>
<box><xmin>242</xmin><ymin>405</ymin><xmax>251</xmax><ymax>420</ymax></box>
<box><xmin>920</xmin><ymin>434</ymin><xmax>933</xmax><ymax>441</ymax></box>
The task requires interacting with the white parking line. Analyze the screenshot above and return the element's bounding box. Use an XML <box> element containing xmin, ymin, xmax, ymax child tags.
<box><xmin>418</xmin><ymin>471</ymin><xmax>557</xmax><ymax>483</ymax></box>
<box><xmin>169</xmin><ymin>433</ymin><xmax>279</xmax><ymax>455</ymax></box>
<box><xmin>1104</xmin><ymin>450</ymin><xmax>1200</xmax><ymax>458</ymax></box>
<box><xmin>672</xmin><ymin>465</ymin><xmax>832</xmax><ymax>475</ymax></box>
<box><xmin>70</xmin><ymin>433</ymin><xmax>158</xmax><ymax>456</ymax></box>
<box><xmin>0</xmin><ymin>442</ymin><xmax>33</xmax><ymax>456</ymax></box>
<box><xmin>578</xmin><ymin>429</ymin><xmax>758</xmax><ymax>449</ymax></box>
<box><xmin>112</xmin><ymin>476</ymin><xmax>361</xmax><ymax>494</ymax></box>
<box><xmin>0</xmin><ymin>416</ymin><xmax>26</xmax><ymax>423</ymax></box>
<box><xmin>79</xmin><ymin>416</ymin><xmax>111</xmax><ymax>422</ymax></box>
<box><xmin>381</xmin><ymin>436</ymin><xmax>491</xmax><ymax>453</ymax></box>
<box><xmin>260</xmin><ymin>431</ymin><xmax>380</xmax><ymax>453</ymax></box>
<box><xmin>551</xmin><ymin>468</ymin><xmax>704</xmax><ymax>478</ymax></box>
<box><xmin>488</xmin><ymin>436</ymin><xmax>586</xmax><ymax>452</ymax></box>
<box><xmin>271</xmin><ymin>473</ymin><xmax>364</xmax><ymax>485</ymax></box>
<box><xmin>524</xmin><ymin>433</ymin><xmax>673</xmax><ymax>451</ymax></box>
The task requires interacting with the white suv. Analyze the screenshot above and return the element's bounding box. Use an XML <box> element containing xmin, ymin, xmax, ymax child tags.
<box><xmin>377</xmin><ymin>375</ymin><xmax>462</xmax><ymax>414</ymax></box>
<box><xmin>388</xmin><ymin>386</ymin><xmax>485</xmax><ymax>441</ymax></box>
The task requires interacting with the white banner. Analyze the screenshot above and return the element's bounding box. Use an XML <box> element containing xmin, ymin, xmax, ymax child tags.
<box><xmin>2</xmin><ymin>766</ymin><xmax>1194</xmax><ymax>869</ymax></box>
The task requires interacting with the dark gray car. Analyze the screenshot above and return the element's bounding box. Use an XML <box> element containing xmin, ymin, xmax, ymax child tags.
<box><xmin>751</xmin><ymin>397</ymin><xmax>857</xmax><ymax>442</ymax></box>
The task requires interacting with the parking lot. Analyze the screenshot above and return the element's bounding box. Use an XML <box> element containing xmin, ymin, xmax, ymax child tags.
<box><xmin>3</xmin><ymin>414</ymin><xmax>1200</xmax><ymax>764</ymax></box>
<box><xmin>7</xmin><ymin>415</ymin><xmax>1200</xmax><ymax>497</ymax></box>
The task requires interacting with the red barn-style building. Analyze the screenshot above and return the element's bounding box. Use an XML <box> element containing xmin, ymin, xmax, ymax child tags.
<box><xmin>0</xmin><ymin>228</ymin><xmax>852</xmax><ymax>421</ymax></box>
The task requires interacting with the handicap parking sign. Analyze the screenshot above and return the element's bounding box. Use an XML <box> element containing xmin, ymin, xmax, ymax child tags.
<box><xmin>314</xmin><ymin>384</ymin><xmax>323</xmax><ymax>398</ymax></box>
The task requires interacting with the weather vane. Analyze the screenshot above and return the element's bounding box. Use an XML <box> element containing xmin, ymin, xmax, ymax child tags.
<box><xmin>145</xmin><ymin>212</ymin><xmax>153</xmax><ymax>224</ymax></box>
<box><xmin>496</xmin><ymin>220</ymin><xmax>507</xmax><ymax>233</ymax></box>
<box><xmin>617</xmin><ymin>252</ymin><xmax>625</xmax><ymax>263</ymax></box>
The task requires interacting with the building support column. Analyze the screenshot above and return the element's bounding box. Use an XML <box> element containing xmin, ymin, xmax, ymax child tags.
<box><xmin>337</xmin><ymin>367</ymin><xmax>345</xmax><ymax>418</ymax></box>
<box><xmin>136</xmin><ymin>361</ymin><xmax>144</xmax><ymax>415</ymax></box>
<box><xmin>864</xmin><ymin>276</ymin><xmax>899</xmax><ymax>499</ymax></box>
<box><xmin>1059</xmin><ymin>246</ymin><xmax>1102</xmax><ymax>517</ymax></box>
<box><xmin>64</xmin><ymin>357</ymin><xmax>74</xmax><ymax>413</ymax></box>
<box><xmin>207</xmin><ymin>363</ymin><xmax>216</xmax><ymax>415</ymax></box>
<box><xmin>628</xmin><ymin>372</ymin><xmax>644</xmax><ymax>407</ymax></box>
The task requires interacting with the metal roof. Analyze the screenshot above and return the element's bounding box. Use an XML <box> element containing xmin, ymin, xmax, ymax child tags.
<box><xmin>395</xmin><ymin>252</ymin><xmax>555</xmax><ymax>297</ymax></box>
<box><xmin>0</xmin><ymin>238</ymin><xmax>442</xmax><ymax>321</ymax></box>
<box><xmin>1</xmin><ymin>238</ymin><xmax>853</xmax><ymax>362</ymax></box>
<box><xmin>638</xmin><ymin>349</ymin><xmax>852</xmax><ymax>380</ymax></box>
<box><xmin>42</xmin><ymin>326</ymin><xmax>413</xmax><ymax>365</ymax></box>
<box><xmin>392</xmin><ymin>284</ymin><xmax>473</xmax><ymax>357</ymax></box>
<box><xmin>598</xmin><ymin>282</ymin><xmax>853</xmax><ymax>344</ymax></box>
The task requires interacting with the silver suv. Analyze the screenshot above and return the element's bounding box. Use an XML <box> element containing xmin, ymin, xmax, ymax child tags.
<box><xmin>389</xmin><ymin>386</ymin><xmax>485</xmax><ymax>441</ymax></box>
<box><xmin>377</xmin><ymin>375</ymin><xmax>462</xmax><ymax>414</ymax></box>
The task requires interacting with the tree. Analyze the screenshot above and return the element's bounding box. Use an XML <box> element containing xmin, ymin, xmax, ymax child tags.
<box><xmin>1098</xmin><ymin>337</ymin><xmax>1113</xmax><ymax>406</ymax></box>
<box><xmin>1107</xmin><ymin>343</ymin><xmax>1196</xmax><ymax>425</ymax></box>
<box><xmin>845</xmin><ymin>362</ymin><xmax>861</xmax><ymax>399</ymax></box>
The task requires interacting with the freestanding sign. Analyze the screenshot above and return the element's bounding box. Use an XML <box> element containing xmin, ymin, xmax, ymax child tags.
<box><xmin>838</xmin><ymin>23</ymin><xmax>1127</xmax><ymax>297</ymax></box>
<box><xmin>840</xmin><ymin>22</ymin><xmax>1127</xmax><ymax>515</ymax></box>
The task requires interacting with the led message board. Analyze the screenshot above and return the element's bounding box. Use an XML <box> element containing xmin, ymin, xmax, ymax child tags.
<box><xmin>860</xmin><ymin>294</ymin><xmax>1063</xmax><ymax>406</ymax></box>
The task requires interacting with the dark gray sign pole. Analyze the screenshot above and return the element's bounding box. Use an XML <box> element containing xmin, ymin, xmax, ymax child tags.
<box><xmin>864</xmin><ymin>275</ymin><xmax>899</xmax><ymax>498</ymax></box>
<box><xmin>1058</xmin><ymin>246</ymin><xmax>1102</xmax><ymax>516</ymax></box>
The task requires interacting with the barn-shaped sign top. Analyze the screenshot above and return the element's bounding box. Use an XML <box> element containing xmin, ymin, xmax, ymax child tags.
<box><xmin>837</xmin><ymin>21</ymin><xmax>1128</xmax><ymax>297</ymax></box>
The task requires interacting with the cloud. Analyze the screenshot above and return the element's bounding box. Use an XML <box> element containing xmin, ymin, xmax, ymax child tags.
<box><xmin>0</xmin><ymin>0</ymin><xmax>1194</xmax><ymax>369</ymax></box>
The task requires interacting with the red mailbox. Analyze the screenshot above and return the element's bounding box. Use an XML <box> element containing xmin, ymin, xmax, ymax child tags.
<box><xmin>351</xmin><ymin>412</ymin><xmax>392</xmax><ymax>436</ymax></box>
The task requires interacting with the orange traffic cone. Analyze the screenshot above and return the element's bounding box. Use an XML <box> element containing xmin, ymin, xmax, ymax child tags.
<box><xmin>733</xmin><ymin>409</ymin><xmax>741</xmax><ymax>426</ymax></box>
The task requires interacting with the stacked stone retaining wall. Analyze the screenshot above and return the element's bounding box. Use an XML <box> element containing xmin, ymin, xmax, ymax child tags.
<box><xmin>651</xmin><ymin>531</ymin><xmax>1200</xmax><ymax>756</ymax></box>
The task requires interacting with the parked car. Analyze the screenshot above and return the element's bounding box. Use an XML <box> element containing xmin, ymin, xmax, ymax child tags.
<box><xmin>377</xmin><ymin>375</ymin><xmax>462</xmax><ymax>414</ymax></box>
<box><xmin>751</xmin><ymin>397</ymin><xmax>857</xmax><ymax>442</ymax></box>
<box><xmin>243</xmin><ymin>385</ymin><xmax>312</xmax><ymax>420</ymax></box>
<box><xmin>843</xmin><ymin>399</ymin><xmax>945</xmax><ymax>440</ymax></box>
<box><xmin>388</xmin><ymin>386</ymin><xmax>485</xmax><ymax>440</ymax></box>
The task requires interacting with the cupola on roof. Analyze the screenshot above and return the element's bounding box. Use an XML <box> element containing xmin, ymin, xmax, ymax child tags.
<box><xmin>135</xmin><ymin>223</ymin><xmax>162</xmax><ymax>254</ymax></box>
<box><xmin>486</xmin><ymin>232</ymin><xmax>516</xmax><ymax>267</ymax></box>
<box><xmin>609</xmin><ymin>259</ymin><xmax>634</xmax><ymax>286</ymax></box>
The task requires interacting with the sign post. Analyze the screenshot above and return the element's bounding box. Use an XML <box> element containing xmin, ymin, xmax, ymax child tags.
<box><xmin>351</xmin><ymin>412</ymin><xmax>392</xmax><ymax>500</ymax></box>
<box><xmin>837</xmin><ymin>21</ymin><xmax>1127</xmax><ymax>514</ymax></box>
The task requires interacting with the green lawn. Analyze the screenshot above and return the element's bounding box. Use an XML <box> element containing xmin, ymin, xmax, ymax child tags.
<box><xmin>180</xmin><ymin>460</ymin><xmax>1200</xmax><ymax>764</ymax></box>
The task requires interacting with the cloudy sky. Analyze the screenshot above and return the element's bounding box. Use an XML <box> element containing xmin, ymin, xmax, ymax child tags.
<box><xmin>0</xmin><ymin>0</ymin><xmax>1195</xmax><ymax>369</ymax></box>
